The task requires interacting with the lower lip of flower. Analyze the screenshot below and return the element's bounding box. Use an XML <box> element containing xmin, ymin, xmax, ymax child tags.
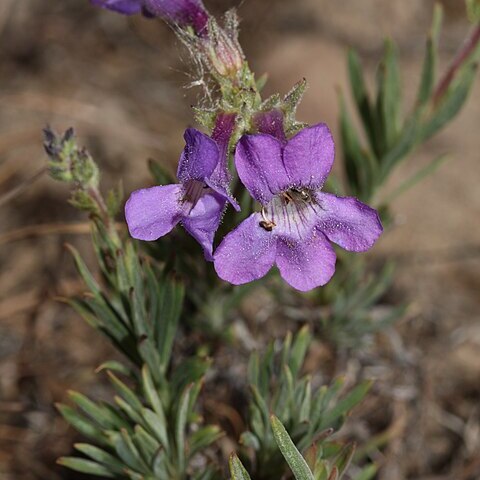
<box><xmin>260</xmin><ymin>188</ymin><xmax>318</xmax><ymax>239</ymax></box>
<box><xmin>182</xmin><ymin>179</ymin><xmax>208</xmax><ymax>213</ymax></box>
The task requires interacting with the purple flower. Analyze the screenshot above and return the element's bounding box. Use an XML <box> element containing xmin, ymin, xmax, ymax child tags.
<box><xmin>90</xmin><ymin>0</ymin><xmax>209</xmax><ymax>33</ymax></box>
<box><xmin>90</xmin><ymin>0</ymin><xmax>145</xmax><ymax>15</ymax></box>
<box><xmin>146</xmin><ymin>0</ymin><xmax>209</xmax><ymax>33</ymax></box>
<box><xmin>125</xmin><ymin>122</ymin><xmax>238</xmax><ymax>260</ymax></box>
<box><xmin>213</xmin><ymin>123</ymin><xmax>383</xmax><ymax>291</ymax></box>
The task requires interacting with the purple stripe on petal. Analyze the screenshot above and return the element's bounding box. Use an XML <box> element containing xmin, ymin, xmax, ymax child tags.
<box><xmin>283</xmin><ymin>123</ymin><xmax>335</xmax><ymax>189</ymax></box>
<box><xmin>214</xmin><ymin>213</ymin><xmax>277</xmax><ymax>285</ymax></box>
<box><xmin>177</xmin><ymin>128</ymin><xmax>219</xmax><ymax>183</ymax></box>
<box><xmin>125</xmin><ymin>184</ymin><xmax>183</xmax><ymax>240</ymax></box>
<box><xmin>182</xmin><ymin>191</ymin><xmax>225</xmax><ymax>261</ymax></box>
<box><xmin>235</xmin><ymin>134</ymin><xmax>289</xmax><ymax>204</ymax></box>
<box><xmin>314</xmin><ymin>192</ymin><xmax>383</xmax><ymax>252</ymax></box>
<box><xmin>90</xmin><ymin>0</ymin><xmax>143</xmax><ymax>15</ymax></box>
<box><xmin>275</xmin><ymin>231</ymin><xmax>336</xmax><ymax>291</ymax></box>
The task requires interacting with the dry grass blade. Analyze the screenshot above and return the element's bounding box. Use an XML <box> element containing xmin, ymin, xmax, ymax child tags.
<box><xmin>0</xmin><ymin>166</ymin><xmax>46</xmax><ymax>208</ymax></box>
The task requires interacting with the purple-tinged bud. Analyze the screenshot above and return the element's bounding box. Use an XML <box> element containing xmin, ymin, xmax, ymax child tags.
<box><xmin>204</xmin><ymin>20</ymin><xmax>244</xmax><ymax>78</ymax></box>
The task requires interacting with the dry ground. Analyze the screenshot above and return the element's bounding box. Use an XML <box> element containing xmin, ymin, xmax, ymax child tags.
<box><xmin>0</xmin><ymin>1</ymin><xmax>479</xmax><ymax>479</ymax></box>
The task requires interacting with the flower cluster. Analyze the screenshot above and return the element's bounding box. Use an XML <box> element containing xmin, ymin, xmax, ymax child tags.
<box><xmin>93</xmin><ymin>0</ymin><xmax>383</xmax><ymax>291</ymax></box>
<box><xmin>125</xmin><ymin>117</ymin><xmax>383</xmax><ymax>291</ymax></box>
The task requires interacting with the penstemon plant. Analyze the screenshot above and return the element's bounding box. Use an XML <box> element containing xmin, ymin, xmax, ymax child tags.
<box><xmin>43</xmin><ymin>0</ymin><xmax>480</xmax><ymax>479</ymax></box>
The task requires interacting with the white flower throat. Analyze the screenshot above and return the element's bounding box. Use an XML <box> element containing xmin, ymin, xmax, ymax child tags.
<box><xmin>260</xmin><ymin>188</ymin><xmax>319</xmax><ymax>238</ymax></box>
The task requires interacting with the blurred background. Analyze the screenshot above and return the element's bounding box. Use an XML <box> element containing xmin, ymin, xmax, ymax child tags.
<box><xmin>0</xmin><ymin>1</ymin><xmax>479</xmax><ymax>479</ymax></box>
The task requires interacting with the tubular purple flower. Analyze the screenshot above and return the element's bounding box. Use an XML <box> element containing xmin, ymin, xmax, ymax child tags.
<box><xmin>91</xmin><ymin>0</ymin><xmax>209</xmax><ymax>33</ymax></box>
<box><xmin>146</xmin><ymin>0</ymin><xmax>209</xmax><ymax>33</ymax></box>
<box><xmin>214</xmin><ymin>123</ymin><xmax>383</xmax><ymax>291</ymax></box>
<box><xmin>90</xmin><ymin>0</ymin><xmax>146</xmax><ymax>15</ymax></box>
<box><xmin>125</xmin><ymin>123</ymin><xmax>238</xmax><ymax>260</ymax></box>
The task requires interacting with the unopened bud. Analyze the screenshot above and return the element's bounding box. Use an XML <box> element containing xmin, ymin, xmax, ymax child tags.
<box><xmin>205</xmin><ymin>20</ymin><xmax>244</xmax><ymax>78</ymax></box>
<box><xmin>43</xmin><ymin>127</ymin><xmax>99</xmax><ymax>189</ymax></box>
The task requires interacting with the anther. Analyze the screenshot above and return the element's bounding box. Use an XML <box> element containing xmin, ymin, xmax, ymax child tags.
<box><xmin>259</xmin><ymin>207</ymin><xmax>276</xmax><ymax>231</ymax></box>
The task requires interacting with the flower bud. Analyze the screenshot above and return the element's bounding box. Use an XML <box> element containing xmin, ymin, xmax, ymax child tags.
<box><xmin>205</xmin><ymin>21</ymin><xmax>244</xmax><ymax>78</ymax></box>
<box><xmin>43</xmin><ymin>127</ymin><xmax>99</xmax><ymax>189</ymax></box>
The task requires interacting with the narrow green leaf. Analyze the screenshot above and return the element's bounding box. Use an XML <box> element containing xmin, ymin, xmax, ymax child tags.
<box><xmin>271</xmin><ymin>415</ymin><xmax>315</xmax><ymax>480</ymax></box>
<box><xmin>110</xmin><ymin>430</ymin><xmax>148</xmax><ymax>473</ymax></box>
<box><xmin>319</xmin><ymin>381</ymin><xmax>373</xmax><ymax>430</ymax></box>
<box><xmin>68</xmin><ymin>391</ymin><xmax>125</xmax><ymax>430</ymax></box>
<box><xmin>95</xmin><ymin>361</ymin><xmax>132</xmax><ymax>376</ymax></box>
<box><xmin>57</xmin><ymin>457</ymin><xmax>115</xmax><ymax>477</ymax></box>
<box><xmin>347</xmin><ymin>49</ymin><xmax>377</xmax><ymax>152</ymax></box>
<box><xmin>108</xmin><ymin>372</ymin><xmax>144</xmax><ymax>412</ymax></box>
<box><xmin>114</xmin><ymin>395</ymin><xmax>143</xmax><ymax>425</ymax></box>
<box><xmin>421</xmin><ymin>62</ymin><xmax>478</xmax><ymax>141</ymax></box>
<box><xmin>229</xmin><ymin>453</ymin><xmax>252</xmax><ymax>480</ymax></box>
<box><xmin>141</xmin><ymin>407</ymin><xmax>170</xmax><ymax>453</ymax></box>
<box><xmin>56</xmin><ymin>403</ymin><xmax>107</xmax><ymax>445</ymax></box>
<box><xmin>134</xmin><ymin>424</ymin><xmax>160</xmax><ymax>462</ymax></box>
<box><xmin>141</xmin><ymin>365</ymin><xmax>165</xmax><ymax>417</ymax></box>
<box><xmin>379</xmin><ymin>113</ymin><xmax>419</xmax><ymax>180</ymax></box>
<box><xmin>376</xmin><ymin>39</ymin><xmax>402</xmax><ymax>150</ymax></box>
<box><xmin>334</xmin><ymin>443</ymin><xmax>356</xmax><ymax>478</ymax></box>
<box><xmin>175</xmin><ymin>384</ymin><xmax>193</xmax><ymax>472</ymax></box>
<box><xmin>339</xmin><ymin>92</ymin><xmax>377</xmax><ymax>199</ymax></box>
<box><xmin>156</xmin><ymin>274</ymin><xmax>185</xmax><ymax>371</ymax></box>
<box><xmin>289</xmin><ymin>325</ymin><xmax>311</xmax><ymax>378</ymax></box>
<box><xmin>416</xmin><ymin>5</ymin><xmax>443</xmax><ymax>106</ymax></box>
<box><xmin>66</xmin><ymin>244</ymin><xmax>101</xmax><ymax>296</ymax></box>
<box><xmin>239</xmin><ymin>431</ymin><xmax>261</xmax><ymax>450</ymax></box>
<box><xmin>189</xmin><ymin>425</ymin><xmax>224</xmax><ymax>456</ymax></box>
<box><xmin>74</xmin><ymin>443</ymin><xmax>125</xmax><ymax>474</ymax></box>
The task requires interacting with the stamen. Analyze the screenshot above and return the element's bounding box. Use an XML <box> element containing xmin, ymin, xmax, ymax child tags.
<box><xmin>262</xmin><ymin>187</ymin><xmax>316</xmax><ymax>238</ymax></box>
<box><xmin>259</xmin><ymin>207</ymin><xmax>276</xmax><ymax>231</ymax></box>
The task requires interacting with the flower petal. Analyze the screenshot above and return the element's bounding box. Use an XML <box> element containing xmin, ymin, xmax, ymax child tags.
<box><xmin>145</xmin><ymin>0</ymin><xmax>208</xmax><ymax>33</ymax></box>
<box><xmin>90</xmin><ymin>0</ymin><xmax>143</xmax><ymax>15</ymax></box>
<box><xmin>253</xmin><ymin>109</ymin><xmax>286</xmax><ymax>143</ymax></box>
<box><xmin>235</xmin><ymin>134</ymin><xmax>289</xmax><ymax>204</ymax></box>
<box><xmin>177</xmin><ymin>128</ymin><xmax>219</xmax><ymax>183</ymax></box>
<box><xmin>314</xmin><ymin>192</ymin><xmax>383</xmax><ymax>252</ymax></box>
<box><xmin>125</xmin><ymin>184</ymin><xmax>182</xmax><ymax>240</ymax></box>
<box><xmin>275</xmin><ymin>232</ymin><xmax>336</xmax><ymax>291</ymax></box>
<box><xmin>205</xmin><ymin>178</ymin><xmax>240</xmax><ymax>211</ymax></box>
<box><xmin>283</xmin><ymin>123</ymin><xmax>335</xmax><ymax>189</ymax></box>
<box><xmin>182</xmin><ymin>191</ymin><xmax>225</xmax><ymax>261</ymax></box>
<box><xmin>214</xmin><ymin>213</ymin><xmax>277</xmax><ymax>285</ymax></box>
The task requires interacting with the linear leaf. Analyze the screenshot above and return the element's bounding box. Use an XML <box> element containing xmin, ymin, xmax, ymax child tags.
<box><xmin>57</xmin><ymin>457</ymin><xmax>115</xmax><ymax>477</ymax></box>
<box><xmin>175</xmin><ymin>384</ymin><xmax>193</xmax><ymax>471</ymax></box>
<box><xmin>271</xmin><ymin>415</ymin><xmax>315</xmax><ymax>480</ymax></box>
<box><xmin>74</xmin><ymin>443</ymin><xmax>125</xmax><ymax>474</ymax></box>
